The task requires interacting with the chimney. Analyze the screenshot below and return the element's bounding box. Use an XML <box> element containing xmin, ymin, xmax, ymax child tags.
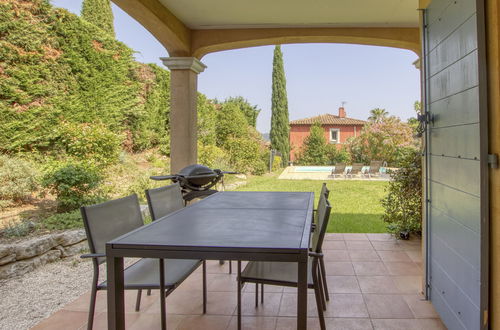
<box><xmin>338</xmin><ymin>107</ymin><xmax>346</xmax><ymax>118</ymax></box>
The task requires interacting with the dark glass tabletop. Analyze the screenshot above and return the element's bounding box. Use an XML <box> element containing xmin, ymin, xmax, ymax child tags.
<box><xmin>109</xmin><ymin>191</ymin><xmax>314</xmax><ymax>253</ymax></box>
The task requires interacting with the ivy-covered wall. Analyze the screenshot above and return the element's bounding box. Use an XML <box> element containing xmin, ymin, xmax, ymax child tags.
<box><xmin>0</xmin><ymin>0</ymin><xmax>168</xmax><ymax>153</ymax></box>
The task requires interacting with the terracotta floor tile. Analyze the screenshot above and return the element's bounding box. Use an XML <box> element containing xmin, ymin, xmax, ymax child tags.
<box><xmin>343</xmin><ymin>233</ymin><xmax>369</xmax><ymax>241</ymax></box>
<box><xmin>323</xmin><ymin>240</ymin><xmax>347</xmax><ymax>250</ymax></box>
<box><xmin>352</xmin><ymin>262</ymin><xmax>388</xmax><ymax>276</ymax></box>
<box><xmin>275</xmin><ymin>317</ymin><xmax>322</xmax><ymax>330</ymax></box>
<box><xmin>357</xmin><ymin>276</ymin><xmax>400</xmax><ymax>294</ymax></box>
<box><xmin>326</xmin><ymin>294</ymin><xmax>369</xmax><ymax>318</ymax></box>
<box><xmin>363</xmin><ymin>294</ymin><xmax>413</xmax><ymax>319</ymax></box>
<box><xmin>177</xmin><ymin>271</ymin><xmax>205</xmax><ymax>291</ymax></box>
<box><xmin>377</xmin><ymin>251</ymin><xmax>413</xmax><ymax>262</ymax></box>
<box><xmin>384</xmin><ymin>262</ymin><xmax>422</xmax><ymax>276</ymax></box>
<box><xmin>346</xmin><ymin>240</ymin><xmax>374</xmax><ymax>250</ymax></box>
<box><xmin>392</xmin><ymin>276</ymin><xmax>423</xmax><ymax>294</ymax></box>
<box><xmin>278</xmin><ymin>293</ymin><xmax>320</xmax><ymax>317</ymax></box>
<box><xmin>207</xmin><ymin>274</ymin><xmax>238</xmax><ymax>292</ymax></box>
<box><xmin>240</xmin><ymin>292</ymin><xmax>282</xmax><ymax>316</ymax></box>
<box><xmin>325</xmin><ymin>276</ymin><xmax>361</xmax><ymax>293</ymax></box>
<box><xmin>405</xmin><ymin>250</ymin><xmax>423</xmax><ymax>263</ymax></box>
<box><xmin>243</xmin><ymin>283</ymin><xmax>283</xmax><ymax>293</ymax></box>
<box><xmin>128</xmin><ymin>313</ymin><xmax>186</xmax><ymax>330</ymax></box>
<box><xmin>32</xmin><ymin>310</ymin><xmax>88</xmax><ymax>330</ymax></box>
<box><xmin>325</xmin><ymin>318</ymin><xmax>374</xmax><ymax>329</ymax></box>
<box><xmin>349</xmin><ymin>250</ymin><xmax>381</xmax><ymax>261</ymax></box>
<box><xmin>324</xmin><ymin>233</ymin><xmax>344</xmax><ymax>241</ymax></box>
<box><xmin>226</xmin><ymin>316</ymin><xmax>277</xmax><ymax>330</ymax></box>
<box><xmin>64</xmin><ymin>291</ymin><xmax>106</xmax><ymax>313</ymax></box>
<box><xmin>324</xmin><ymin>250</ymin><xmax>351</xmax><ymax>261</ymax></box>
<box><xmin>324</xmin><ymin>262</ymin><xmax>355</xmax><ymax>276</ymax></box>
<box><xmin>371</xmin><ymin>241</ymin><xmax>404</xmax><ymax>251</ymax></box>
<box><xmin>366</xmin><ymin>233</ymin><xmax>394</xmax><ymax>241</ymax></box>
<box><xmin>90</xmin><ymin>312</ymin><xmax>141</xmax><ymax>330</ymax></box>
<box><xmin>176</xmin><ymin>315</ymin><xmax>232</xmax><ymax>330</ymax></box>
<box><xmin>398</xmin><ymin>240</ymin><xmax>422</xmax><ymax>251</ymax></box>
<box><xmin>372</xmin><ymin>318</ymin><xmax>446</xmax><ymax>329</ymax></box>
<box><xmin>403</xmin><ymin>294</ymin><xmax>439</xmax><ymax>318</ymax></box>
<box><xmin>205</xmin><ymin>260</ymin><xmax>234</xmax><ymax>274</ymax></box>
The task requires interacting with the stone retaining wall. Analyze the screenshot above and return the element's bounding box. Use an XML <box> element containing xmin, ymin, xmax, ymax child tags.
<box><xmin>0</xmin><ymin>230</ymin><xmax>87</xmax><ymax>280</ymax></box>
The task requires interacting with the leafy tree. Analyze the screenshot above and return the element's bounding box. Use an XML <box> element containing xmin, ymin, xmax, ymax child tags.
<box><xmin>81</xmin><ymin>0</ymin><xmax>115</xmax><ymax>36</ymax></box>
<box><xmin>297</xmin><ymin>122</ymin><xmax>328</xmax><ymax>165</ymax></box>
<box><xmin>215</xmin><ymin>102</ymin><xmax>249</xmax><ymax>148</ymax></box>
<box><xmin>198</xmin><ymin>94</ymin><xmax>218</xmax><ymax>146</ymax></box>
<box><xmin>407</xmin><ymin>101</ymin><xmax>422</xmax><ymax>133</ymax></box>
<box><xmin>223</xmin><ymin>96</ymin><xmax>260</xmax><ymax>127</ymax></box>
<box><xmin>270</xmin><ymin>45</ymin><xmax>290</xmax><ymax>166</ymax></box>
<box><xmin>346</xmin><ymin>116</ymin><xmax>417</xmax><ymax>165</ymax></box>
<box><xmin>381</xmin><ymin>149</ymin><xmax>422</xmax><ymax>236</ymax></box>
<box><xmin>368</xmin><ymin>108</ymin><xmax>389</xmax><ymax>123</ymax></box>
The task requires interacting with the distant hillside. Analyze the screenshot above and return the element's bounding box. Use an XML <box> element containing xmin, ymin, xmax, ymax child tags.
<box><xmin>0</xmin><ymin>0</ymin><xmax>169</xmax><ymax>153</ymax></box>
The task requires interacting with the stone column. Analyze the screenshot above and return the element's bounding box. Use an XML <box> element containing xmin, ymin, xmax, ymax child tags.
<box><xmin>161</xmin><ymin>57</ymin><xmax>206</xmax><ymax>173</ymax></box>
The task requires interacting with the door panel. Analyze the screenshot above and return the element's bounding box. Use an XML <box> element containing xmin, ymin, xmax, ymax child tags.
<box><xmin>424</xmin><ymin>0</ymin><xmax>488</xmax><ymax>329</ymax></box>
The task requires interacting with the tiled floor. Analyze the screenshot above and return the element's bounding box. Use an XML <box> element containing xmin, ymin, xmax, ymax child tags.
<box><xmin>32</xmin><ymin>234</ymin><xmax>445</xmax><ymax>330</ymax></box>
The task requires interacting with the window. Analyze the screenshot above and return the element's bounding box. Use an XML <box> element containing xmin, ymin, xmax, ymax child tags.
<box><xmin>329</xmin><ymin>128</ymin><xmax>340</xmax><ymax>143</ymax></box>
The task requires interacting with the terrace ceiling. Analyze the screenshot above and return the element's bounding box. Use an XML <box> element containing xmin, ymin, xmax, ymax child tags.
<box><xmin>112</xmin><ymin>0</ymin><xmax>422</xmax><ymax>58</ymax></box>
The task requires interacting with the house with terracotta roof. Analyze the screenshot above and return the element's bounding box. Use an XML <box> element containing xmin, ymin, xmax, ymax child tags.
<box><xmin>289</xmin><ymin>107</ymin><xmax>366</xmax><ymax>161</ymax></box>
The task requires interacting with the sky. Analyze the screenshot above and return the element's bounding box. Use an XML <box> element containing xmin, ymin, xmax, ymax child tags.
<box><xmin>50</xmin><ymin>0</ymin><xmax>421</xmax><ymax>134</ymax></box>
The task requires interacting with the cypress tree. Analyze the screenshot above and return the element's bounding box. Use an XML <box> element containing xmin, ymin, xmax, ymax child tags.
<box><xmin>270</xmin><ymin>45</ymin><xmax>290</xmax><ymax>166</ymax></box>
<box><xmin>81</xmin><ymin>0</ymin><xmax>115</xmax><ymax>36</ymax></box>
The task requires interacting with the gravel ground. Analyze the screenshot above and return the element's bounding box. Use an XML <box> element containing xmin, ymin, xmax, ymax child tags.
<box><xmin>0</xmin><ymin>256</ymin><xmax>93</xmax><ymax>330</ymax></box>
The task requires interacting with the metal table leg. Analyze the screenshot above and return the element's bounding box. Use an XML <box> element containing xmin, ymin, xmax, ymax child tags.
<box><xmin>297</xmin><ymin>259</ymin><xmax>308</xmax><ymax>329</ymax></box>
<box><xmin>107</xmin><ymin>253</ymin><xmax>125</xmax><ymax>330</ymax></box>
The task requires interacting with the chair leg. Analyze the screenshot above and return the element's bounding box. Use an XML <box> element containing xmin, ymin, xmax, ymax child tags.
<box><xmin>87</xmin><ymin>286</ymin><xmax>97</xmax><ymax>330</ymax></box>
<box><xmin>202</xmin><ymin>260</ymin><xmax>207</xmax><ymax>314</ymax></box>
<box><xmin>135</xmin><ymin>289</ymin><xmax>142</xmax><ymax>312</ymax></box>
<box><xmin>316</xmin><ymin>271</ymin><xmax>326</xmax><ymax>311</ymax></box>
<box><xmin>159</xmin><ymin>259</ymin><xmax>166</xmax><ymax>330</ymax></box>
<box><xmin>261</xmin><ymin>283</ymin><xmax>264</xmax><ymax>304</ymax></box>
<box><xmin>147</xmin><ymin>289</ymin><xmax>151</xmax><ymax>296</ymax></box>
<box><xmin>319</xmin><ymin>256</ymin><xmax>329</xmax><ymax>301</ymax></box>
<box><xmin>255</xmin><ymin>283</ymin><xmax>259</xmax><ymax>307</ymax></box>
<box><xmin>237</xmin><ymin>261</ymin><xmax>242</xmax><ymax>330</ymax></box>
<box><xmin>312</xmin><ymin>267</ymin><xmax>326</xmax><ymax>330</ymax></box>
<box><xmin>229</xmin><ymin>260</ymin><xmax>232</xmax><ymax>274</ymax></box>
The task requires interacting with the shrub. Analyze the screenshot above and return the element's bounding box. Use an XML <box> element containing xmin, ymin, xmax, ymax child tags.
<box><xmin>272</xmin><ymin>155</ymin><xmax>282</xmax><ymax>171</ymax></box>
<box><xmin>198</xmin><ymin>143</ymin><xmax>231</xmax><ymax>170</ymax></box>
<box><xmin>2</xmin><ymin>220</ymin><xmax>38</xmax><ymax>238</ymax></box>
<box><xmin>42</xmin><ymin>161</ymin><xmax>102</xmax><ymax>211</ymax></box>
<box><xmin>0</xmin><ymin>155</ymin><xmax>39</xmax><ymax>202</ymax></box>
<box><xmin>215</xmin><ymin>103</ymin><xmax>248</xmax><ymax>148</ymax></box>
<box><xmin>41</xmin><ymin>210</ymin><xmax>83</xmax><ymax>230</ymax></box>
<box><xmin>381</xmin><ymin>149</ymin><xmax>422</xmax><ymax>237</ymax></box>
<box><xmin>296</xmin><ymin>122</ymin><xmax>328</xmax><ymax>165</ymax></box>
<box><xmin>59</xmin><ymin>122</ymin><xmax>122</xmax><ymax>167</ymax></box>
<box><xmin>325</xmin><ymin>145</ymin><xmax>351</xmax><ymax>165</ymax></box>
<box><xmin>225</xmin><ymin>137</ymin><xmax>266</xmax><ymax>175</ymax></box>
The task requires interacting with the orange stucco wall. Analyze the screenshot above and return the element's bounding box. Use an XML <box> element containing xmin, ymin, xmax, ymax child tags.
<box><xmin>289</xmin><ymin>124</ymin><xmax>364</xmax><ymax>161</ymax></box>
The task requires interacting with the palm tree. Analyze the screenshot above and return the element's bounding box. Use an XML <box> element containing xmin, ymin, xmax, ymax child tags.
<box><xmin>368</xmin><ymin>108</ymin><xmax>389</xmax><ymax>123</ymax></box>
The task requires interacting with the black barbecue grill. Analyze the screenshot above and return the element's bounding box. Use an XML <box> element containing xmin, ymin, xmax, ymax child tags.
<box><xmin>150</xmin><ymin>164</ymin><xmax>237</xmax><ymax>202</ymax></box>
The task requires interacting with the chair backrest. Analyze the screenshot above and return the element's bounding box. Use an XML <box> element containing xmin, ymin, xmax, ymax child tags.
<box><xmin>369</xmin><ymin>160</ymin><xmax>383</xmax><ymax>173</ymax></box>
<box><xmin>332</xmin><ymin>163</ymin><xmax>346</xmax><ymax>173</ymax></box>
<box><xmin>350</xmin><ymin>163</ymin><xmax>364</xmax><ymax>174</ymax></box>
<box><xmin>81</xmin><ymin>194</ymin><xmax>143</xmax><ymax>264</ymax></box>
<box><xmin>319</xmin><ymin>182</ymin><xmax>330</xmax><ymax>200</ymax></box>
<box><xmin>311</xmin><ymin>193</ymin><xmax>332</xmax><ymax>253</ymax></box>
<box><xmin>145</xmin><ymin>182</ymin><xmax>185</xmax><ymax>220</ymax></box>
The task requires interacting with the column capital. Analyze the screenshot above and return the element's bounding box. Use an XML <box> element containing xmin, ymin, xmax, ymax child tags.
<box><xmin>160</xmin><ymin>57</ymin><xmax>207</xmax><ymax>74</ymax></box>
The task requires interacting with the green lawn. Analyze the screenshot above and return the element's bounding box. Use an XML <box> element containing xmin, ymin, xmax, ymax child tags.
<box><xmin>235</xmin><ymin>173</ymin><xmax>389</xmax><ymax>233</ymax></box>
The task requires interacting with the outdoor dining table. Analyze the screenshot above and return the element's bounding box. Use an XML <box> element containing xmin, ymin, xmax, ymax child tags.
<box><xmin>106</xmin><ymin>191</ymin><xmax>315</xmax><ymax>330</ymax></box>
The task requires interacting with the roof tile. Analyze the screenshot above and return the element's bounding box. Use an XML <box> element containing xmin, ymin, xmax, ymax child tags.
<box><xmin>290</xmin><ymin>113</ymin><xmax>366</xmax><ymax>125</ymax></box>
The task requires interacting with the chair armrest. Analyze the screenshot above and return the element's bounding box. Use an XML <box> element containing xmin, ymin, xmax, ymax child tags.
<box><xmin>311</xmin><ymin>223</ymin><xmax>317</xmax><ymax>232</ymax></box>
<box><xmin>308</xmin><ymin>252</ymin><xmax>324</xmax><ymax>258</ymax></box>
<box><xmin>80</xmin><ymin>253</ymin><xmax>106</xmax><ymax>259</ymax></box>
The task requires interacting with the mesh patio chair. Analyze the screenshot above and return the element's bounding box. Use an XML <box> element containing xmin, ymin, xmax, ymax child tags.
<box><xmin>236</xmin><ymin>193</ymin><xmax>332</xmax><ymax>330</ymax></box>
<box><xmin>347</xmin><ymin>163</ymin><xmax>364</xmax><ymax>178</ymax></box>
<box><xmin>331</xmin><ymin>163</ymin><xmax>347</xmax><ymax>179</ymax></box>
<box><xmin>364</xmin><ymin>160</ymin><xmax>383</xmax><ymax>178</ymax></box>
<box><xmin>315</xmin><ymin>183</ymin><xmax>331</xmax><ymax>302</ymax></box>
<box><xmin>145</xmin><ymin>182</ymin><xmax>185</xmax><ymax>221</ymax></box>
<box><xmin>80</xmin><ymin>194</ymin><xmax>206</xmax><ymax>330</ymax></box>
<box><xmin>146</xmin><ymin>183</ymin><xmax>233</xmax><ymax>274</ymax></box>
